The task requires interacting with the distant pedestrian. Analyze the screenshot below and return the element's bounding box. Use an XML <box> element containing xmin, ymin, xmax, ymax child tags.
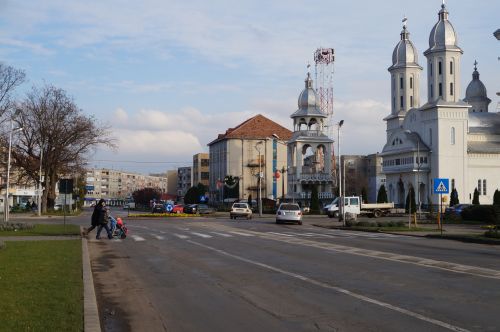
<box><xmin>85</xmin><ymin>199</ymin><xmax>106</xmax><ymax>237</ymax></box>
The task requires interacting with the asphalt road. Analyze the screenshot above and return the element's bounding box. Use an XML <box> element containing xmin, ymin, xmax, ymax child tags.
<box><xmin>82</xmin><ymin>210</ymin><xmax>500</xmax><ymax>332</ymax></box>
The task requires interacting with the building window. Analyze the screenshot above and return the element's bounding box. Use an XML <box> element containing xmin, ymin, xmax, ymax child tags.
<box><xmin>450</xmin><ymin>61</ymin><xmax>453</xmax><ymax>74</ymax></box>
<box><xmin>410</xmin><ymin>96</ymin><xmax>413</xmax><ymax>107</ymax></box>
<box><xmin>483</xmin><ymin>180</ymin><xmax>487</xmax><ymax>195</ymax></box>
<box><xmin>400</xmin><ymin>77</ymin><xmax>403</xmax><ymax>89</ymax></box>
<box><xmin>450</xmin><ymin>83</ymin><xmax>454</xmax><ymax>96</ymax></box>
<box><xmin>430</xmin><ymin>62</ymin><xmax>433</xmax><ymax>76</ymax></box>
<box><xmin>451</xmin><ymin>127</ymin><xmax>455</xmax><ymax>145</ymax></box>
<box><xmin>478</xmin><ymin>180</ymin><xmax>482</xmax><ymax>195</ymax></box>
<box><xmin>400</xmin><ymin>96</ymin><xmax>403</xmax><ymax>108</ymax></box>
<box><xmin>438</xmin><ymin>61</ymin><xmax>442</xmax><ymax>75</ymax></box>
<box><xmin>430</xmin><ymin>84</ymin><xmax>433</xmax><ymax>98</ymax></box>
<box><xmin>410</xmin><ymin>77</ymin><xmax>413</xmax><ymax>89</ymax></box>
<box><xmin>439</xmin><ymin>83</ymin><xmax>443</xmax><ymax>97</ymax></box>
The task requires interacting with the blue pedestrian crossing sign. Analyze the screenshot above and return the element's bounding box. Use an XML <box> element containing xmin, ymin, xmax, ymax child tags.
<box><xmin>433</xmin><ymin>178</ymin><xmax>450</xmax><ymax>194</ymax></box>
<box><xmin>166</xmin><ymin>203</ymin><xmax>173</xmax><ymax>212</ymax></box>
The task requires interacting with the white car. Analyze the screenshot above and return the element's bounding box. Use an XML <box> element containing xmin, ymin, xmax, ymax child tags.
<box><xmin>276</xmin><ymin>203</ymin><xmax>302</xmax><ymax>225</ymax></box>
<box><xmin>230</xmin><ymin>202</ymin><xmax>252</xmax><ymax>220</ymax></box>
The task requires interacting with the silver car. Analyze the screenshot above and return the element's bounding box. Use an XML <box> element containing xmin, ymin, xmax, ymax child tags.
<box><xmin>276</xmin><ymin>203</ymin><xmax>302</xmax><ymax>225</ymax></box>
<box><xmin>230</xmin><ymin>202</ymin><xmax>253</xmax><ymax>220</ymax></box>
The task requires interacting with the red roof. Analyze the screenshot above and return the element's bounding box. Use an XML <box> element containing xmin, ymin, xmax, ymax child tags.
<box><xmin>208</xmin><ymin>114</ymin><xmax>292</xmax><ymax>145</ymax></box>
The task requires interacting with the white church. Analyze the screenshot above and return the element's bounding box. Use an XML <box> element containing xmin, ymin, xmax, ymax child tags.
<box><xmin>381</xmin><ymin>3</ymin><xmax>500</xmax><ymax>207</ymax></box>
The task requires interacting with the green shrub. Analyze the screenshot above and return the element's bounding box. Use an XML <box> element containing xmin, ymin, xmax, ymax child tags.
<box><xmin>395</xmin><ymin>221</ymin><xmax>406</xmax><ymax>227</ymax></box>
<box><xmin>461</xmin><ymin>205</ymin><xmax>499</xmax><ymax>224</ymax></box>
<box><xmin>484</xmin><ymin>228</ymin><xmax>500</xmax><ymax>239</ymax></box>
<box><xmin>376</xmin><ymin>221</ymin><xmax>386</xmax><ymax>227</ymax></box>
<box><xmin>356</xmin><ymin>221</ymin><xmax>373</xmax><ymax>227</ymax></box>
<box><xmin>0</xmin><ymin>240</ymin><xmax>5</xmax><ymax>250</ymax></box>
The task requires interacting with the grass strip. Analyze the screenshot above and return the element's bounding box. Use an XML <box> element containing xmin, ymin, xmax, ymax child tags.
<box><xmin>0</xmin><ymin>240</ymin><xmax>83</xmax><ymax>331</ymax></box>
<box><xmin>0</xmin><ymin>224</ymin><xmax>81</xmax><ymax>236</ymax></box>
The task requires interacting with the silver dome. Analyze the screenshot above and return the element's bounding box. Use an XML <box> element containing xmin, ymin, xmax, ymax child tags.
<box><xmin>391</xmin><ymin>27</ymin><xmax>420</xmax><ymax>68</ymax></box>
<box><xmin>427</xmin><ymin>4</ymin><xmax>461</xmax><ymax>52</ymax></box>
<box><xmin>298</xmin><ymin>72</ymin><xmax>317</xmax><ymax>108</ymax></box>
<box><xmin>465</xmin><ymin>70</ymin><xmax>487</xmax><ymax>99</ymax></box>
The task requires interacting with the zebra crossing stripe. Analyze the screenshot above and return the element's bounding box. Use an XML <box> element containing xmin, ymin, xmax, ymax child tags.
<box><xmin>267</xmin><ymin>232</ymin><xmax>295</xmax><ymax>237</ymax></box>
<box><xmin>131</xmin><ymin>235</ymin><xmax>145</xmax><ymax>241</ymax></box>
<box><xmin>174</xmin><ymin>233</ymin><xmax>189</xmax><ymax>239</ymax></box>
<box><xmin>153</xmin><ymin>235</ymin><xmax>165</xmax><ymax>240</ymax></box>
<box><xmin>191</xmin><ymin>232</ymin><xmax>212</xmax><ymax>238</ymax></box>
<box><xmin>229</xmin><ymin>231</ymin><xmax>254</xmax><ymax>237</ymax></box>
<box><xmin>211</xmin><ymin>232</ymin><xmax>233</xmax><ymax>237</ymax></box>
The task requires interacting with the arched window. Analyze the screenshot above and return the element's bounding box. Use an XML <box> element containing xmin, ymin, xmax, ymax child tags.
<box><xmin>439</xmin><ymin>83</ymin><xmax>443</xmax><ymax>97</ymax></box>
<box><xmin>450</xmin><ymin>61</ymin><xmax>453</xmax><ymax>74</ymax></box>
<box><xmin>400</xmin><ymin>77</ymin><xmax>403</xmax><ymax>89</ymax></box>
<box><xmin>451</xmin><ymin>127</ymin><xmax>455</xmax><ymax>145</ymax></box>
<box><xmin>410</xmin><ymin>96</ymin><xmax>413</xmax><ymax>107</ymax></box>
<box><xmin>400</xmin><ymin>96</ymin><xmax>403</xmax><ymax>108</ymax></box>
<box><xmin>430</xmin><ymin>84</ymin><xmax>433</xmax><ymax>98</ymax></box>
<box><xmin>438</xmin><ymin>61</ymin><xmax>442</xmax><ymax>75</ymax></box>
<box><xmin>450</xmin><ymin>83</ymin><xmax>454</xmax><ymax>96</ymax></box>
<box><xmin>410</xmin><ymin>77</ymin><xmax>413</xmax><ymax>89</ymax></box>
<box><xmin>430</xmin><ymin>62</ymin><xmax>433</xmax><ymax>76</ymax></box>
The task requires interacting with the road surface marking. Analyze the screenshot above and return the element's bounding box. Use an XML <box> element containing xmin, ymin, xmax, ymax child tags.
<box><xmin>152</xmin><ymin>235</ymin><xmax>165</xmax><ymax>240</ymax></box>
<box><xmin>267</xmin><ymin>232</ymin><xmax>295</xmax><ymax>237</ymax></box>
<box><xmin>229</xmin><ymin>231</ymin><xmax>254</xmax><ymax>237</ymax></box>
<box><xmin>174</xmin><ymin>233</ymin><xmax>189</xmax><ymax>239</ymax></box>
<box><xmin>211</xmin><ymin>232</ymin><xmax>233</xmax><ymax>237</ymax></box>
<box><xmin>188</xmin><ymin>240</ymin><xmax>471</xmax><ymax>332</ymax></box>
<box><xmin>131</xmin><ymin>235</ymin><xmax>145</xmax><ymax>242</ymax></box>
<box><xmin>191</xmin><ymin>232</ymin><xmax>212</xmax><ymax>238</ymax></box>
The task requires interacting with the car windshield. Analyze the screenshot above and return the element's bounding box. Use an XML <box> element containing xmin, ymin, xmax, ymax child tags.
<box><xmin>280</xmin><ymin>204</ymin><xmax>300</xmax><ymax>211</ymax></box>
<box><xmin>233</xmin><ymin>203</ymin><xmax>247</xmax><ymax>208</ymax></box>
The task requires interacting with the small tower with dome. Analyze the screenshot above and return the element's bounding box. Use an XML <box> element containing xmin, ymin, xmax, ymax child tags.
<box><xmin>385</xmin><ymin>18</ymin><xmax>423</xmax><ymax>139</ymax></box>
<box><xmin>287</xmin><ymin>70</ymin><xmax>334</xmax><ymax>206</ymax></box>
<box><xmin>464</xmin><ymin>61</ymin><xmax>491</xmax><ymax>113</ymax></box>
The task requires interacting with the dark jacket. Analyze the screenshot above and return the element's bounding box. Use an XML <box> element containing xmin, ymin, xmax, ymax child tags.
<box><xmin>91</xmin><ymin>205</ymin><xmax>106</xmax><ymax>226</ymax></box>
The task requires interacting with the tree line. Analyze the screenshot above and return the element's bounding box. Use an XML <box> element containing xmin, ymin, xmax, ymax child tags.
<box><xmin>1</xmin><ymin>62</ymin><xmax>115</xmax><ymax>212</ymax></box>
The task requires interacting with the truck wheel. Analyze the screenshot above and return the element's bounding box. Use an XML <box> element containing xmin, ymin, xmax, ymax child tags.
<box><xmin>373</xmin><ymin>210</ymin><xmax>382</xmax><ymax>218</ymax></box>
<box><xmin>333</xmin><ymin>211</ymin><xmax>339</xmax><ymax>218</ymax></box>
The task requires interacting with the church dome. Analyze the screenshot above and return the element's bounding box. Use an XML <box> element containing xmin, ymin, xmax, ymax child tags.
<box><xmin>427</xmin><ymin>4</ymin><xmax>459</xmax><ymax>51</ymax></box>
<box><xmin>465</xmin><ymin>67</ymin><xmax>487</xmax><ymax>99</ymax></box>
<box><xmin>298</xmin><ymin>72</ymin><xmax>317</xmax><ymax>108</ymax></box>
<box><xmin>391</xmin><ymin>26</ymin><xmax>419</xmax><ymax>67</ymax></box>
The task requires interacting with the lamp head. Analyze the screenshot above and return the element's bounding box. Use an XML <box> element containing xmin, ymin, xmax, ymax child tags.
<box><xmin>339</xmin><ymin>120</ymin><xmax>344</xmax><ymax>127</ymax></box>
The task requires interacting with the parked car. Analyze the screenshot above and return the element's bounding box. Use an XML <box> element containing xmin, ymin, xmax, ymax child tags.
<box><xmin>276</xmin><ymin>203</ymin><xmax>302</xmax><ymax>225</ymax></box>
<box><xmin>152</xmin><ymin>204</ymin><xmax>166</xmax><ymax>213</ymax></box>
<box><xmin>197</xmin><ymin>204</ymin><xmax>215</xmax><ymax>214</ymax></box>
<box><xmin>445</xmin><ymin>204</ymin><xmax>471</xmax><ymax>217</ymax></box>
<box><xmin>171</xmin><ymin>204</ymin><xmax>184</xmax><ymax>214</ymax></box>
<box><xmin>183</xmin><ymin>204</ymin><xmax>198</xmax><ymax>214</ymax></box>
<box><xmin>230</xmin><ymin>202</ymin><xmax>252</xmax><ymax>220</ymax></box>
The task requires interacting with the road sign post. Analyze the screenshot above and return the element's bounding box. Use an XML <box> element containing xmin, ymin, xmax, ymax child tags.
<box><xmin>433</xmin><ymin>178</ymin><xmax>449</xmax><ymax>234</ymax></box>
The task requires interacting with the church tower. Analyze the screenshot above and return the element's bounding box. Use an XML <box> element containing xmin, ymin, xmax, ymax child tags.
<box><xmin>287</xmin><ymin>71</ymin><xmax>334</xmax><ymax>206</ymax></box>
<box><xmin>423</xmin><ymin>2</ymin><xmax>463</xmax><ymax>103</ymax></box>
<box><xmin>464</xmin><ymin>62</ymin><xmax>491</xmax><ymax>113</ymax></box>
<box><xmin>386</xmin><ymin>20</ymin><xmax>422</xmax><ymax>139</ymax></box>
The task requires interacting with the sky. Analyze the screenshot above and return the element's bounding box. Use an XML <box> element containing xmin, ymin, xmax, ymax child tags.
<box><xmin>1</xmin><ymin>0</ymin><xmax>499</xmax><ymax>174</ymax></box>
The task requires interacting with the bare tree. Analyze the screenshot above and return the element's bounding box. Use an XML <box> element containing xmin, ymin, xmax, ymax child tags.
<box><xmin>11</xmin><ymin>84</ymin><xmax>116</xmax><ymax>212</ymax></box>
<box><xmin>0</xmin><ymin>63</ymin><xmax>26</xmax><ymax>120</ymax></box>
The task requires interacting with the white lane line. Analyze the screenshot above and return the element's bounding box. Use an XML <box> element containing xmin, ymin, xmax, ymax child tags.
<box><xmin>229</xmin><ymin>231</ymin><xmax>254</xmax><ymax>237</ymax></box>
<box><xmin>211</xmin><ymin>232</ymin><xmax>233</xmax><ymax>237</ymax></box>
<box><xmin>187</xmin><ymin>240</ymin><xmax>471</xmax><ymax>332</ymax></box>
<box><xmin>152</xmin><ymin>235</ymin><xmax>165</xmax><ymax>240</ymax></box>
<box><xmin>191</xmin><ymin>232</ymin><xmax>212</xmax><ymax>238</ymax></box>
<box><xmin>131</xmin><ymin>235</ymin><xmax>145</xmax><ymax>242</ymax></box>
<box><xmin>174</xmin><ymin>233</ymin><xmax>189</xmax><ymax>239</ymax></box>
<box><xmin>267</xmin><ymin>232</ymin><xmax>296</xmax><ymax>237</ymax></box>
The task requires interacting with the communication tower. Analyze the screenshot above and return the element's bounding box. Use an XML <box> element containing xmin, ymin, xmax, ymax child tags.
<box><xmin>313</xmin><ymin>48</ymin><xmax>336</xmax><ymax>177</ymax></box>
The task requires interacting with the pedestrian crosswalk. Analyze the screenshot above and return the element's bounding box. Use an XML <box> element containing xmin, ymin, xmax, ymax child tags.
<box><xmin>115</xmin><ymin>227</ymin><xmax>410</xmax><ymax>243</ymax></box>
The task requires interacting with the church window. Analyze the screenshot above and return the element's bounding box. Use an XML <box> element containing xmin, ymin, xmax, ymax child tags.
<box><xmin>438</xmin><ymin>61</ymin><xmax>442</xmax><ymax>75</ymax></box>
<box><xmin>430</xmin><ymin>63</ymin><xmax>433</xmax><ymax>76</ymax></box>
<box><xmin>439</xmin><ymin>83</ymin><xmax>443</xmax><ymax>97</ymax></box>
<box><xmin>478</xmin><ymin>180</ymin><xmax>482</xmax><ymax>194</ymax></box>
<box><xmin>450</xmin><ymin>61</ymin><xmax>453</xmax><ymax>74</ymax></box>
<box><xmin>430</xmin><ymin>84</ymin><xmax>433</xmax><ymax>98</ymax></box>
<box><xmin>410</xmin><ymin>96</ymin><xmax>413</xmax><ymax>107</ymax></box>
<box><xmin>483</xmin><ymin>180</ymin><xmax>487</xmax><ymax>195</ymax></box>
<box><xmin>410</xmin><ymin>77</ymin><xmax>413</xmax><ymax>89</ymax></box>
<box><xmin>400</xmin><ymin>77</ymin><xmax>403</xmax><ymax>89</ymax></box>
<box><xmin>393</xmin><ymin>97</ymin><xmax>395</xmax><ymax>109</ymax></box>
<box><xmin>400</xmin><ymin>96</ymin><xmax>403</xmax><ymax>108</ymax></box>
<box><xmin>429</xmin><ymin>128</ymin><xmax>432</xmax><ymax>145</ymax></box>
<box><xmin>451</xmin><ymin>127</ymin><xmax>455</xmax><ymax>145</ymax></box>
<box><xmin>450</xmin><ymin>83</ymin><xmax>454</xmax><ymax>96</ymax></box>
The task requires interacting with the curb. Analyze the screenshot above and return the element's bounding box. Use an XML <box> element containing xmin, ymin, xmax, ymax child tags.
<box><xmin>81</xmin><ymin>227</ymin><xmax>101</xmax><ymax>332</ymax></box>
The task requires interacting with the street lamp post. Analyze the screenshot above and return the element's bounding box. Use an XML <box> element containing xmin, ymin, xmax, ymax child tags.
<box><xmin>337</xmin><ymin>120</ymin><xmax>344</xmax><ymax>224</ymax></box>
<box><xmin>280</xmin><ymin>166</ymin><xmax>286</xmax><ymax>203</ymax></box>
<box><xmin>4</xmin><ymin>120</ymin><xmax>23</xmax><ymax>222</ymax></box>
<box><xmin>38</xmin><ymin>144</ymin><xmax>44</xmax><ymax>217</ymax></box>
<box><xmin>255</xmin><ymin>141</ymin><xmax>263</xmax><ymax>217</ymax></box>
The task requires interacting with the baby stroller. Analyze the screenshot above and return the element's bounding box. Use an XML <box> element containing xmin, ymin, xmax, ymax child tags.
<box><xmin>109</xmin><ymin>215</ymin><xmax>128</xmax><ymax>239</ymax></box>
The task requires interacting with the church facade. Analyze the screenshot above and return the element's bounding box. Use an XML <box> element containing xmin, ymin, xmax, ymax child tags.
<box><xmin>381</xmin><ymin>3</ymin><xmax>500</xmax><ymax>207</ymax></box>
